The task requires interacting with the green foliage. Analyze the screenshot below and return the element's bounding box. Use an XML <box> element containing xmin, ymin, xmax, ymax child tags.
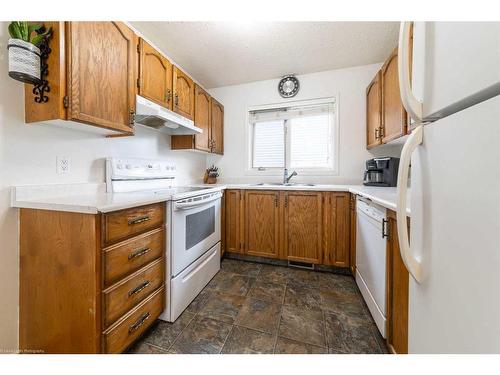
<box><xmin>8</xmin><ymin>22</ymin><xmax>52</xmax><ymax>47</ymax></box>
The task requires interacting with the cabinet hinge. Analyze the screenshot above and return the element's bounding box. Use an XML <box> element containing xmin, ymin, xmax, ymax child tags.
<box><xmin>136</xmin><ymin>78</ymin><xmax>140</xmax><ymax>89</ymax></box>
<box><xmin>137</xmin><ymin>43</ymin><xmax>140</xmax><ymax>53</ymax></box>
<box><xmin>63</xmin><ymin>96</ymin><xmax>69</xmax><ymax>108</ymax></box>
<box><xmin>129</xmin><ymin>109</ymin><xmax>136</xmax><ymax>126</ymax></box>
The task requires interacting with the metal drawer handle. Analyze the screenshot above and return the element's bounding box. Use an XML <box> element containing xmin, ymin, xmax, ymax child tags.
<box><xmin>128</xmin><ymin>247</ymin><xmax>150</xmax><ymax>260</ymax></box>
<box><xmin>128</xmin><ymin>280</ymin><xmax>151</xmax><ymax>297</ymax></box>
<box><xmin>128</xmin><ymin>215</ymin><xmax>150</xmax><ymax>225</ymax></box>
<box><xmin>128</xmin><ymin>312</ymin><xmax>151</xmax><ymax>333</ymax></box>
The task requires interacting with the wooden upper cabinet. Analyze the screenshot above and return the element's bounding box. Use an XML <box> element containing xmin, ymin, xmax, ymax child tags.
<box><xmin>138</xmin><ymin>38</ymin><xmax>173</xmax><ymax>109</ymax></box>
<box><xmin>225</xmin><ymin>190</ymin><xmax>244</xmax><ymax>254</ymax></box>
<box><xmin>173</xmin><ymin>66</ymin><xmax>195</xmax><ymax>120</ymax></box>
<box><xmin>211</xmin><ymin>98</ymin><xmax>224</xmax><ymax>155</ymax></box>
<box><xmin>324</xmin><ymin>192</ymin><xmax>350</xmax><ymax>267</ymax></box>
<box><xmin>367</xmin><ymin>32</ymin><xmax>412</xmax><ymax>148</ymax></box>
<box><xmin>171</xmin><ymin>91</ymin><xmax>224</xmax><ymax>155</ymax></box>
<box><xmin>283</xmin><ymin>191</ymin><xmax>323</xmax><ymax>264</ymax></box>
<box><xmin>25</xmin><ymin>22</ymin><xmax>137</xmax><ymax>135</ymax></box>
<box><xmin>366</xmin><ymin>71</ymin><xmax>382</xmax><ymax>149</ymax></box>
<box><xmin>67</xmin><ymin>22</ymin><xmax>136</xmax><ymax>133</ymax></box>
<box><xmin>194</xmin><ymin>85</ymin><xmax>212</xmax><ymax>152</ymax></box>
<box><xmin>244</xmin><ymin>191</ymin><xmax>280</xmax><ymax>259</ymax></box>
<box><xmin>381</xmin><ymin>48</ymin><xmax>407</xmax><ymax>143</ymax></box>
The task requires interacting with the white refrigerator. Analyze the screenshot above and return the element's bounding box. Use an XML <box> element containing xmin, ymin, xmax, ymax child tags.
<box><xmin>396</xmin><ymin>22</ymin><xmax>500</xmax><ymax>353</ymax></box>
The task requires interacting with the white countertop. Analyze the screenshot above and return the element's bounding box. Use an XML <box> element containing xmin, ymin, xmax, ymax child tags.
<box><xmin>11</xmin><ymin>182</ymin><xmax>410</xmax><ymax>215</ymax></box>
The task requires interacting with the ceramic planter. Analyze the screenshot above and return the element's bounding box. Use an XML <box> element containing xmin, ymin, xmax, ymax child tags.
<box><xmin>7</xmin><ymin>38</ymin><xmax>41</xmax><ymax>84</ymax></box>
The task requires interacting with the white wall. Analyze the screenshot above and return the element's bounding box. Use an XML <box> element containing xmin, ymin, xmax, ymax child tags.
<box><xmin>207</xmin><ymin>63</ymin><xmax>399</xmax><ymax>184</ymax></box>
<box><xmin>0</xmin><ymin>23</ymin><xmax>207</xmax><ymax>351</ymax></box>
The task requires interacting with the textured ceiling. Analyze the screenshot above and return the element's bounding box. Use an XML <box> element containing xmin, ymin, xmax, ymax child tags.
<box><xmin>131</xmin><ymin>22</ymin><xmax>399</xmax><ymax>89</ymax></box>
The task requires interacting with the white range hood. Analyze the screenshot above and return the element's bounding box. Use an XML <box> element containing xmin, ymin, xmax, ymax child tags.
<box><xmin>134</xmin><ymin>95</ymin><xmax>203</xmax><ymax>135</ymax></box>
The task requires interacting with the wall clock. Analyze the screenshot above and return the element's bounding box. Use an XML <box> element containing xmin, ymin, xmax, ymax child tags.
<box><xmin>278</xmin><ymin>75</ymin><xmax>300</xmax><ymax>98</ymax></box>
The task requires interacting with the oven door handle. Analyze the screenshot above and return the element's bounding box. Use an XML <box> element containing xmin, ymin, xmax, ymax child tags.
<box><xmin>174</xmin><ymin>192</ymin><xmax>222</xmax><ymax>210</ymax></box>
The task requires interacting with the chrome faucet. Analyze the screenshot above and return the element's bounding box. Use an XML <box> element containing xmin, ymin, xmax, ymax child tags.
<box><xmin>283</xmin><ymin>168</ymin><xmax>298</xmax><ymax>184</ymax></box>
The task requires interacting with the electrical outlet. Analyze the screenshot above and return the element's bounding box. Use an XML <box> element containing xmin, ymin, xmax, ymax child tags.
<box><xmin>57</xmin><ymin>156</ymin><xmax>71</xmax><ymax>175</ymax></box>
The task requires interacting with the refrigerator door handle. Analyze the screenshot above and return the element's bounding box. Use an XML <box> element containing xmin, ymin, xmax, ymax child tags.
<box><xmin>398</xmin><ymin>21</ymin><xmax>423</xmax><ymax>123</ymax></box>
<box><xmin>396</xmin><ymin>125</ymin><xmax>423</xmax><ymax>283</ymax></box>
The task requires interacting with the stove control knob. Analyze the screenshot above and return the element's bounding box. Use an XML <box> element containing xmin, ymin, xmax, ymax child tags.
<box><xmin>116</xmin><ymin>164</ymin><xmax>123</xmax><ymax>169</ymax></box>
<box><xmin>126</xmin><ymin>164</ymin><xmax>132</xmax><ymax>169</ymax></box>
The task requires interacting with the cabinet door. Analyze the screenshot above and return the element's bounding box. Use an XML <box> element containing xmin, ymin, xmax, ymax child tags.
<box><xmin>138</xmin><ymin>38</ymin><xmax>172</xmax><ymax>109</ymax></box>
<box><xmin>244</xmin><ymin>190</ymin><xmax>280</xmax><ymax>258</ymax></box>
<box><xmin>67</xmin><ymin>22</ymin><xmax>136</xmax><ymax>133</ymax></box>
<box><xmin>194</xmin><ymin>85</ymin><xmax>211</xmax><ymax>152</ymax></box>
<box><xmin>283</xmin><ymin>192</ymin><xmax>323</xmax><ymax>264</ymax></box>
<box><xmin>324</xmin><ymin>193</ymin><xmax>350</xmax><ymax>267</ymax></box>
<box><xmin>211</xmin><ymin>98</ymin><xmax>224</xmax><ymax>155</ymax></box>
<box><xmin>381</xmin><ymin>48</ymin><xmax>407</xmax><ymax>143</ymax></box>
<box><xmin>225</xmin><ymin>190</ymin><xmax>244</xmax><ymax>254</ymax></box>
<box><xmin>173</xmin><ymin>66</ymin><xmax>195</xmax><ymax>120</ymax></box>
<box><xmin>366</xmin><ymin>71</ymin><xmax>382</xmax><ymax>149</ymax></box>
<box><xmin>386</xmin><ymin>211</ymin><xmax>409</xmax><ymax>354</ymax></box>
<box><xmin>349</xmin><ymin>194</ymin><xmax>356</xmax><ymax>274</ymax></box>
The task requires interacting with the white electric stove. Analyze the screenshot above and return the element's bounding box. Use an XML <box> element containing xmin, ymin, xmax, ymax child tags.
<box><xmin>106</xmin><ymin>157</ymin><xmax>222</xmax><ymax>322</ymax></box>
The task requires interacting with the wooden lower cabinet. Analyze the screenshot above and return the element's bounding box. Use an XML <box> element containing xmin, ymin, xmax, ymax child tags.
<box><xmin>349</xmin><ymin>194</ymin><xmax>357</xmax><ymax>274</ymax></box>
<box><xmin>224</xmin><ymin>189</ymin><xmax>353</xmax><ymax>269</ymax></box>
<box><xmin>323</xmin><ymin>192</ymin><xmax>350</xmax><ymax>267</ymax></box>
<box><xmin>283</xmin><ymin>191</ymin><xmax>323</xmax><ymax>264</ymax></box>
<box><xmin>244</xmin><ymin>190</ymin><xmax>280</xmax><ymax>258</ymax></box>
<box><xmin>103</xmin><ymin>286</ymin><xmax>164</xmax><ymax>354</ymax></box>
<box><xmin>224</xmin><ymin>190</ymin><xmax>244</xmax><ymax>254</ymax></box>
<box><xmin>19</xmin><ymin>203</ymin><xmax>166</xmax><ymax>353</ymax></box>
<box><xmin>386</xmin><ymin>210</ymin><xmax>410</xmax><ymax>354</ymax></box>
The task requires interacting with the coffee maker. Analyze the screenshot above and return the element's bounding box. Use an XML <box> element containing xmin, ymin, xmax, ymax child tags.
<box><xmin>363</xmin><ymin>157</ymin><xmax>400</xmax><ymax>187</ymax></box>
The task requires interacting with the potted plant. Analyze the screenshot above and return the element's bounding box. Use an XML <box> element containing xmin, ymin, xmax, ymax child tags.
<box><xmin>7</xmin><ymin>22</ymin><xmax>51</xmax><ymax>84</ymax></box>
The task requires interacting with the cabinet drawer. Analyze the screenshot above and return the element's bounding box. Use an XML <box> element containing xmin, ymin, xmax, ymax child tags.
<box><xmin>103</xmin><ymin>258</ymin><xmax>164</xmax><ymax>328</ymax></box>
<box><xmin>102</xmin><ymin>203</ymin><xmax>165</xmax><ymax>246</ymax></box>
<box><xmin>103</xmin><ymin>286</ymin><xmax>164</xmax><ymax>354</ymax></box>
<box><xmin>103</xmin><ymin>228</ymin><xmax>164</xmax><ymax>287</ymax></box>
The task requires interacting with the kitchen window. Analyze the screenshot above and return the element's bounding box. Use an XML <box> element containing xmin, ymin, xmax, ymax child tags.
<box><xmin>248</xmin><ymin>99</ymin><xmax>338</xmax><ymax>175</ymax></box>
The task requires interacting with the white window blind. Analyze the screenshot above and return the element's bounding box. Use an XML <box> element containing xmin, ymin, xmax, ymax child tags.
<box><xmin>289</xmin><ymin>113</ymin><xmax>331</xmax><ymax>168</ymax></box>
<box><xmin>252</xmin><ymin>120</ymin><xmax>285</xmax><ymax>168</ymax></box>
<box><xmin>249</xmin><ymin>101</ymin><xmax>335</xmax><ymax>172</ymax></box>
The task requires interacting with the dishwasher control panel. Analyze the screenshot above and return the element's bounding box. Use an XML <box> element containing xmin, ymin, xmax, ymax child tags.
<box><xmin>357</xmin><ymin>197</ymin><xmax>387</xmax><ymax>222</ymax></box>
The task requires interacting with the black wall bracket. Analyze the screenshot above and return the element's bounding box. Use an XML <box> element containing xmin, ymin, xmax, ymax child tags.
<box><xmin>32</xmin><ymin>27</ymin><xmax>52</xmax><ymax>103</ymax></box>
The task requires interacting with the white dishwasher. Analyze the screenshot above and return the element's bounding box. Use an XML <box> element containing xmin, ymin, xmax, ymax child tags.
<box><xmin>355</xmin><ymin>196</ymin><xmax>388</xmax><ymax>337</ymax></box>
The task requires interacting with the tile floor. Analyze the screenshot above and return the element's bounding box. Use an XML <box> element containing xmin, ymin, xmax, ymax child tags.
<box><xmin>128</xmin><ymin>258</ymin><xmax>388</xmax><ymax>354</ymax></box>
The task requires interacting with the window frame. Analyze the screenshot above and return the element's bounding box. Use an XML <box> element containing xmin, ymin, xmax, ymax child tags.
<box><xmin>245</xmin><ymin>96</ymin><xmax>339</xmax><ymax>176</ymax></box>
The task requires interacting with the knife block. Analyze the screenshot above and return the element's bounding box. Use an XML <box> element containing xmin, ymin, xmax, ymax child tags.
<box><xmin>203</xmin><ymin>171</ymin><xmax>217</xmax><ymax>184</ymax></box>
